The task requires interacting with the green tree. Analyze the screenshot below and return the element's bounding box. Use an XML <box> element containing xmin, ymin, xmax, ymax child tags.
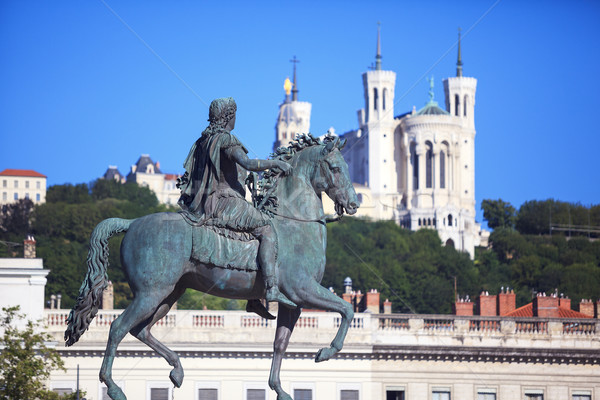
<box><xmin>0</xmin><ymin>307</ymin><xmax>66</xmax><ymax>399</ymax></box>
<box><xmin>0</xmin><ymin>198</ymin><xmax>34</xmax><ymax>237</ymax></box>
<box><xmin>46</xmin><ymin>184</ymin><xmax>91</xmax><ymax>204</ymax></box>
<box><xmin>481</xmin><ymin>198</ymin><xmax>516</xmax><ymax>229</ymax></box>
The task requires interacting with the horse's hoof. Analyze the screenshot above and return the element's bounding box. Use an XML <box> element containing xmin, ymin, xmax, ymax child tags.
<box><xmin>170</xmin><ymin>368</ymin><xmax>184</xmax><ymax>388</ymax></box>
<box><xmin>277</xmin><ymin>392</ymin><xmax>293</xmax><ymax>400</ymax></box>
<box><xmin>107</xmin><ymin>386</ymin><xmax>127</xmax><ymax>400</ymax></box>
<box><xmin>315</xmin><ymin>347</ymin><xmax>336</xmax><ymax>363</ymax></box>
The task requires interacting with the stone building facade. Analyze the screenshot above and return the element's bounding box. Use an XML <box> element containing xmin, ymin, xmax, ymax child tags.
<box><xmin>337</xmin><ymin>29</ymin><xmax>486</xmax><ymax>258</ymax></box>
<box><xmin>102</xmin><ymin>155</ymin><xmax>181</xmax><ymax>206</ymax></box>
<box><xmin>0</xmin><ymin>168</ymin><xmax>47</xmax><ymax>205</ymax></box>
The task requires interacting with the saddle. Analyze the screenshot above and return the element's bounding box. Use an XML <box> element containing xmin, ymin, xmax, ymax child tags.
<box><xmin>190</xmin><ymin>224</ymin><xmax>260</xmax><ymax>272</ymax></box>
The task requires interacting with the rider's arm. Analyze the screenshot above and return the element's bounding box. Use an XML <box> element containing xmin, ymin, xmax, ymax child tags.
<box><xmin>227</xmin><ymin>146</ymin><xmax>291</xmax><ymax>174</ymax></box>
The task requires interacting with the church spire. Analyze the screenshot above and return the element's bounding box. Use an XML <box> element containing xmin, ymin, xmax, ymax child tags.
<box><xmin>375</xmin><ymin>22</ymin><xmax>382</xmax><ymax>71</ymax></box>
<box><xmin>456</xmin><ymin>27</ymin><xmax>463</xmax><ymax>77</ymax></box>
<box><xmin>290</xmin><ymin>55</ymin><xmax>300</xmax><ymax>101</ymax></box>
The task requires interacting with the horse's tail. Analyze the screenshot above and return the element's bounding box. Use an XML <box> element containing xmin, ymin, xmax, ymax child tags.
<box><xmin>64</xmin><ymin>218</ymin><xmax>134</xmax><ymax>346</ymax></box>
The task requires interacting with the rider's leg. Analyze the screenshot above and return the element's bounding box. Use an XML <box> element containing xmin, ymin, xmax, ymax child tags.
<box><xmin>254</xmin><ymin>224</ymin><xmax>297</xmax><ymax>308</ymax></box>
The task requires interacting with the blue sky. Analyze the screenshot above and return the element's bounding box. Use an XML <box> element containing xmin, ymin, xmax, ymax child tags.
<box><xmin>1</xmin><ymin>1</ymin><xmax>599</xmax><ymax>222</ymax></box>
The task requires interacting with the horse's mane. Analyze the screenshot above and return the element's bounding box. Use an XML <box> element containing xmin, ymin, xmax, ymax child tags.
<box><xmin>251</xmin><ymin>133</ymin><xmax>338</xmax><ymax>214</ymax></box>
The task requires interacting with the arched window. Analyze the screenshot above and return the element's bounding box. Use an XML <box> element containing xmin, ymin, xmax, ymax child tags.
<box><xmin>383</xmin><ymin>88</ymin><xmax>387</xmax><ymax>110</ymax></box>
<box><xmin>411</xmin><ymin>142</ymin><xmax>418</xmax><ymax>189</ymax></box>
<box><xmin>454</xmin><ymin>94</ymin><xmax>460</xmax><ymax>116</ymax></box>
<box><xmin>440</xmin><ymin>150</ymin><xmax>446</xmax><ymax>189</ymax></box>
<box><xmin>418</xmin><ymin>218</ymin><xmax>422</xmax><ymax>226</ymax></box>
<box><xmin>464</xmin><ymin>95</ymin><xmax>468</xmax><ymax>117</ymax></box>
<box><xmin>425</xmin><ymin>142</ymin><xmax>433</xmax><ymax>188</ymax></box>
<box><xmin>446</xmin><ymin>239</ymin><xmax>455</xmax><ymax>248</ymax></box>
<box><xmin>374</xmin><ymin>88</ymin><xmax>379</xmax><ymax>110</ymax></box>
<box><xmin>448</xmin><ymin>214</ymin><xmax>453</xmax><ymax>226</ymax></box>
<box><xmin>428</xmin><ymin>218</ymin><xmax>431</xmax><ymax>226</ymax></box>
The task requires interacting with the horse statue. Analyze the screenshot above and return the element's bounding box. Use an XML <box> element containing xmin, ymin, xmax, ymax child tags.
<box><xmin>64</xmin><ymin>134</ymin><xmax>359</xmax><ymax>400</ymax></box>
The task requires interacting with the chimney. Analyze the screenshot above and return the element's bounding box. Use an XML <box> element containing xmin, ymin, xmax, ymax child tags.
<box><xmin>102</xmin><ymin>281</ymin><xmax>114</xmax><ymax>310</ymax></box>
<box><xmin>366</xmin><ymin>289</ymin><xmax>380</xmax><ymax>313</ymax></box>
<box><xmin>383</xmin><ymin>299</ymin><xmax>392</xmax><ymax>314</ymax></box>
<box><xmin>453</xmin><ymin>296</ymin><xmax>474</xmax><ymax>316</ymax></box>
<box><xmin>354</xmin><ymin>290</ymin><xmax>364</xmax><ymax>312</ymax></box>
<box><xmin>476</xmin><ymin>291</ymin><xmax>497</xmax><ymax>316</ymax></box>
<box><xmin>533</xmin><ymin>293</ymin><xmax>559</xmax><ymax>318</ymax></box>
<box><xmin>558</xmin><ymin>295</ymin><xmax>571</xmax><ymax>310</ymax></box>
<box><xmin>24</xmin><ymin>235</ymin><xmax>36</xmax><ymax>258</ymax></box>
<box><xmin>497</xmin><ymin>288</ymin><xmax>516</xmax><ymax>316</ymax></box>
<box><xmin>579</xmin><ymin>299</ymin><xmax>594</xmax><ymax>317</ymax></box>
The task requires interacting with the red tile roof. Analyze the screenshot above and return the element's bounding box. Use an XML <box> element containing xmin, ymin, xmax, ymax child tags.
<box><xmin>0</xmin><ymin>169</ymin><xmax>46</xmax><ymax>178</ymax></box>
<box><xmin>504</xmin><ymin>302</ymin><xmax>592</xmax><ymax>318</ymax></box>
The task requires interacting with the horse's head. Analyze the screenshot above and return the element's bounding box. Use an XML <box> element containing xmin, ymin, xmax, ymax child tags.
<box><xmin>312</xmin><ymin>137</ymin><xmax>359</xmax><ymax>216</ymax></box>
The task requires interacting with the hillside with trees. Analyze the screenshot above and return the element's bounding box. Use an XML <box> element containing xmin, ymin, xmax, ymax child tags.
<box><xmin>1</xmin><ymin>188</ymin><xmax>598</xmax><ymax>314</ymax></box>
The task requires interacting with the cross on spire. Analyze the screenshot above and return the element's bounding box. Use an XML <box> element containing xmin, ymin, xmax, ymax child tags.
<box><xmin>290</xmin><ymin>55</ymin><xmax>300</xmax><ymax>101</ymax></box>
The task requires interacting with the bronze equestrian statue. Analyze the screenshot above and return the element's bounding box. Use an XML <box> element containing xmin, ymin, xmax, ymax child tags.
<box><xmin>64</xmin><ymin>98</ymin><xmax>359</xmax><ymax>400</ymax></box>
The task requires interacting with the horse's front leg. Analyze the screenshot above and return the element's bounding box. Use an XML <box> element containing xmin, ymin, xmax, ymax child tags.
<box><xmin>302</xmin><ymin>282</ymin><xmax>354</xmax><ymax>362</ymax></box>
<box><xmin>269</xmin><ymin>306</ymin><xmax>301</xmax><ymax>400</ymax></box>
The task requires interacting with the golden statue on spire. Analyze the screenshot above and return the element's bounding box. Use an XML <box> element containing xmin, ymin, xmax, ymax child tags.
<box><xmin>284</xmin><ymin>77</ymin><xmax>292</xmax><ymax>96</ymax></box>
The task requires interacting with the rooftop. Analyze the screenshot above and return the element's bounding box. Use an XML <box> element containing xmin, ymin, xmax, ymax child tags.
<box><xmin>0</xmin><ymin>168</ymin><xmax>46</xmax><ymax>178</ymax></box>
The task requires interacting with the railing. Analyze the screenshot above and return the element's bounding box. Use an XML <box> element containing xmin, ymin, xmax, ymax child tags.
<box><xmin>43</xmin><ymin>310</ymin><xmax>599</xmax><ymax>344</ymax></box>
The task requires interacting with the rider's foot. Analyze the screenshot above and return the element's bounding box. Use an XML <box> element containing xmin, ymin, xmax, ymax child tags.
<box><xmin>266</xmin><ymin>287</ymin><xmax>297</xmax><ymax>308</ymax></box>
<box><xmin>246</xmin><ymin>299</ymin><xmax>276</xmax><ymax>320</ymax></box>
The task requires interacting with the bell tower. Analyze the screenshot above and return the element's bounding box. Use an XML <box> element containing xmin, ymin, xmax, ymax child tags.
<box><xmin>274</xmin><ymin>56</ymin><xmax>312</xmax><ymax>151</ymax></box>
<box><xmin>443</xmin><ymin>28</ymin><xmax>478</xmax><ymax>220</ymax></box>
<box><xmin>362</xmin><ymin>23</ymin><xmax>397</xmax><ymax>194</ymax></box>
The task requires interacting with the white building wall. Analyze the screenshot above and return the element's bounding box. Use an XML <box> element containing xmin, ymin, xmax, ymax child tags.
<box><xmin>0</xmin><ymin>174</ymin><xmax>47</xmax><ymax>205</ymax></box>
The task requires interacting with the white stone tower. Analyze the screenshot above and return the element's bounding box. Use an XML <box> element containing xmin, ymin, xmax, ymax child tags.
<box><xmin>443</xmin><ymin>28</ymin><xmax>477</xmax><ymax>216</ymax></box>
<box><xmin>361</xmin><ymin>23</ymin><xmax>397</xmax><ymax>196</ymax></box>
<box><xmin>274</xmin><ymin>56</ymin><xmax>312</xmax><ymax>151</ymax></box>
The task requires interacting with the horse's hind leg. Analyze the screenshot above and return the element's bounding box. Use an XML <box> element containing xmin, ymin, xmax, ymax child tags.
<box><xmin>300</xmin><ymin>281</ymin><xmax>354</xmax><ymax>362</ymax></box>
<box><xmin>99</xmin><ymin>296</ymin><xmax>159</xmax><ymax>400</ymax></box>
<box><xmin>130</xmin><ymin>286</ymin><xmax>186</xmax><ymax>388</ymax></box>
<box><xmin>268</xmin><ymin>306</ymin><xmax>301</xmax><ymax>400</ymax></box>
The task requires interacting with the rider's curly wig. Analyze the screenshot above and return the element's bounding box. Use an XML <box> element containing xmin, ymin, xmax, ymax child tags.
<box><xmin>208</xmin><ymin>97</ymin><xmax>237</xmax><ymax>129</ymax></box>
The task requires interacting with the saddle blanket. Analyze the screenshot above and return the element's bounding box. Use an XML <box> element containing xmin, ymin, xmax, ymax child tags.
<box><xmin>191</xmin><ymin>225</ymin><xmax>260</xmax><ymax>272</ymax></box>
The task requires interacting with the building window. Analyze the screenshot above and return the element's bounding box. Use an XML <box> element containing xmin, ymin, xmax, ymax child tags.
<box><xmin>374</xmin><ymin>88</ymin><xmax>379</xmax><ymax>110</ymax></box>
<box><xmin>572</xmin><ymin>393</ymin><xmax>591</xmax><ymax>400</ymax></box>
<box><xmin>14</xmin><ymin>193</ymin><xmax>18</xmax><ymax>200</ymax></box>
<box><xmin>524</xmin><ymin>391</ymin><xmax>543</xmax><ymax>400</ymax></box>
<box><xmin>383</xmin><ymin>88</ymin><xmax>387</xmax><ymax>110</ymax></box>
<box><xmin>477</xmin><ymin>389</ymin><xmax>496</xmax><ymax>400</ymax></box>
<box><xmin>2</xmin><ymin>192</ymin><xmax>6</xmax><ymax>201</ymax></box>
<box><xmin>2</xmin><ymin>180</ymin><xmax>6</xmax><ymax>188</ymax></box>
<box><xmin>36</xmin><ymin>193</ymin><xmax>40</xmax><ymax>202</ymax></box>
<box><xmin>411</xmin><ymin>142</ymin><xmax>418</xmax><ymax>189</ymax></box>
<box><xmin>25</xmin><ymin>193</ymin><xmax>29</xmax><ymax>199</ymax></box>
<box><xmin>150</xmin><ymin>388</ymin><xmax>169</xmax><ymax>400</ymax></box>
<box><xmin>294</xmin><ymin>388</ymin><xmax>312</xmax><ymax>400</ymax></box>
<box><xmin>53</xmin><ymin>388</ymin><xmax>73</xmax><ymax>395</ymax></box>
<box><xmin>440</xmin><ymin>150</ymin><xmax>446</xmax><ymax>188</ymax></box>
<box><xmin>454</xmin><ymin>94</ymin><xmax>460</xmax><ymax>116</ymax></box>
<box><xmin>247</xmin><ymin>388</ymin><xmax>266</xmax><ymax>400</ymax></box>
<box><xmin>464</xmin><ymin>95</ymin><xmax>468</xmax><ymax>117</ymax></box>
<box><xmin>14</xmin><ymin>180</ymin><xmax>18</xmax><ymax>188</ymax></box>
<box><xmin>198</xmin><ymin>388</ymin><xmax>218</xmax><ymax>400</ymax></box>
<box><xmin>433</xmin><ymin>390</ymin><xmax>451</xmax><ymax>400</ymax></box>
<box><xmin>36</xmin><ymin>181</ymin><xmax>41</xmax><ymax>189</ymax></box>
<box><xmin>25</xmin><ymin>180</ymin><xmax>29</xmax><ymax>188</ymax></box>
<box><xmin>341</xmin><ymin>389</ymin><xmax>359</xmax><ymax>400</ymax></box>
<box><xmin>448</xmin><ymin>214</ymin><xmax>453</xmax><ymax>226</ymax></box>
<box><xmin>425</xmin><ymin>142</ymin><xmax>433</xmax><ymax>188</ymax></box>
<box><xmin>386</xmin><ymin>390</ymin><xmax>405</xmax><ymax>400</ymax></box>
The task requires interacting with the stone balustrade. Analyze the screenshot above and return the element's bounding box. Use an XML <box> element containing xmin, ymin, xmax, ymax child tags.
<box><xmin>43</xmin><ymin>309</ymin><xmax>599</xmax><ymax>352</ymax></box>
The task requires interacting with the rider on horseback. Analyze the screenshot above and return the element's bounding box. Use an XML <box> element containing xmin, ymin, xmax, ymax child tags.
<box><xmin>177</xmin><ymin>97</ymin><xmax>296</xmax><ymax>308</ymax></box>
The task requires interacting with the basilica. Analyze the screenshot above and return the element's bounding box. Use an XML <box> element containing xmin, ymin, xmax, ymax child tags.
<box><xmin>274</xmin><ymin>29</ymin><xmax>488</xmax><ymax>258</ymax></box>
